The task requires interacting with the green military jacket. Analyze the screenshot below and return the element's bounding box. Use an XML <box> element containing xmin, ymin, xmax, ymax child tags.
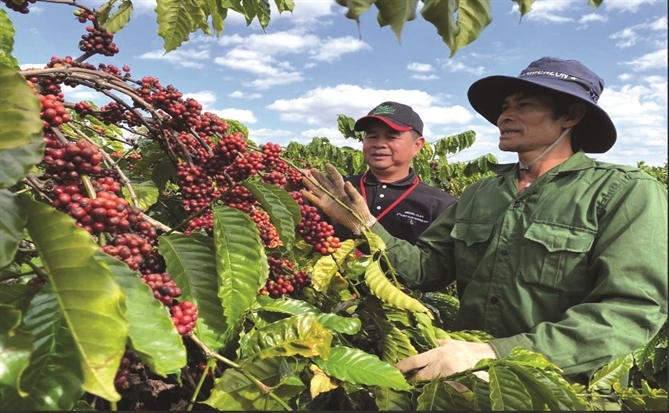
<box><xmin>373</xmin><ymin>151</ymin><xmax>668</xmax><ymax>382</ymax></box>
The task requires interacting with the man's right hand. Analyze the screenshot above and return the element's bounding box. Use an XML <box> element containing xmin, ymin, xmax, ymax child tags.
<box><xmin>300</xmin><ymin>164</ymin><xmax>376</xmax><ymax>235</ymax></box>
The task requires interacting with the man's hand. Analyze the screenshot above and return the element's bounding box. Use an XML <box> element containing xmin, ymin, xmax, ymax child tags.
<box><xmin>395</xmin><ymin>339</ymin><xmax>497</xmax><ymax>381</ymax></box>
<box><xmin>301</xmin><ymin>164</ymin><xmax>376</xmax><ymax>235</ymax></box>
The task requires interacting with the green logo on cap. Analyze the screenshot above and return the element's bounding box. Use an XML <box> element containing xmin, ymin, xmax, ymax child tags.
<box><xmin>370</xmin><ymin>105</ymin><xmax>395</xmax><ymax>115</ymax></box>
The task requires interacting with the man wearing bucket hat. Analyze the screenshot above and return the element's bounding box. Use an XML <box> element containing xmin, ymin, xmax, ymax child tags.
<box><xmin>302</xmin><ymin>57</ymin><xmax>667</xmax><ymax>384</ymax></box>
<box><xmin>327</xmin><ymin>101</ymin><xmax>457</xmax><ymax>244</ymax></box>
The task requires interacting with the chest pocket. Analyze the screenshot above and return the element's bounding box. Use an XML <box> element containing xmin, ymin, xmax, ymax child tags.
<box><xmin>520</xmin><ymin>222</ymin><xmax>596</xmax><ymax>295</ymax></box>
<box><xmin>450</xmin><ymin>222</ymin><xmax>495</xmax><ymax>283</ymax></box>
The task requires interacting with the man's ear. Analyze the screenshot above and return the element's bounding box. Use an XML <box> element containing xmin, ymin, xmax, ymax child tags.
<box><xmin>564</xmin><ymin>102</ymin><xmax>587</xmax><ymax>128</ymax></box>
<box><xmin>414</xmin><ymin>136</ymin><xmax>426</xmax><ymax>154</ymax></box>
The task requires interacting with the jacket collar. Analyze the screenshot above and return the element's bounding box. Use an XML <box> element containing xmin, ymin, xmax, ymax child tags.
<box><xmin>488</xmin><ymin>151</ymin><xmax>596</xmax><ymax>176</ymax></box>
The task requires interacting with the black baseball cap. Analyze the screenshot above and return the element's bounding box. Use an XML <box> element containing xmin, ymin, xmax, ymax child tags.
<box><xmin>354</xmin><ymin>101</ymin><xmax>424</xmax><ymax>135</ymax></box>
<box><xmin>467</xmin><ymin>57</ymin><xmax>617</xmax><ymax>153</ymax></box>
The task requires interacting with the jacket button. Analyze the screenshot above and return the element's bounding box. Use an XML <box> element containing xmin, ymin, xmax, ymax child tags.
<box><xmin>490</xmin><ymin>296</ymin><xmax>499</xmax><ymax>304</ymax></box>
<box><xmin>501</xmin><ymin>248</ymin><xmax>510</xmax><ymax>256</ymax></box>
<box><xmin>514</xmin><ymin>201</ymin><xmax>523</xmax><ymax>208</ymax></box>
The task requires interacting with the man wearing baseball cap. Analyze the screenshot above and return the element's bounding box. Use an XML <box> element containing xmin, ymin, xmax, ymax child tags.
<box><xmin>302</xmin><ymin>58</ymin><xmax>667</xmax><ymax>385</ymax></box>
<box><xmin>329</xmin><ymin>101</ymin><xmax>456</xmax><ymax>244</ymax></box>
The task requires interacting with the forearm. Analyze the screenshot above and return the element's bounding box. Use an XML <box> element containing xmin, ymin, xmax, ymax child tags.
<box><xmin>372</xmin><ymin>214</ymin><xmax>456</xmax><ymax>291</ymax></box>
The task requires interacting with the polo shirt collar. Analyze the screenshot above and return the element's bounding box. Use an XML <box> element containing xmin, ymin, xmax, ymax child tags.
<box><xmin>364</xmin><ymin>169</ymin><xmax>417</xmax><ymax>187</ymax></box>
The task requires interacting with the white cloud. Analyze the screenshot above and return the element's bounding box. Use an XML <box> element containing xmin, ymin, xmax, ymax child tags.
<box><xmin>61</xmin><ymin>85</ymin><xmax>107</xmax><ymax>103</ymax></box>
<box><xmin>211</xmin><ymin>29</ymin><xmax>370</xmax><ymax>89</ymax></box>
<box><xmin>411</xmin><ymin>74</ymin><xmax>439</xmax><ymax>81</ymax></box>
<box><xmin>597</xmin><ymin>75</ymin><xmax>667</xmax><ymax>164</ymax></box>
<box><xmin>610</xmin><ymin>27</ymin><xmax>637</xmax><ymax>48</ymax></box>
<box><xmin>604</xmin><ymin>0</ymin><xmax>659</xmax><ymax>13</ymax></box>
<box><xmin>620</xmin><ymin>49</ymin><xmax>668</xmax><ymax>71</ymax></box>
<box><xmin>228</xmin><ymin>91</ymin><xmax>263</xmax><ymax>100</ymax></box>
<box><xmin>138</xmin><ymin>48</ymin><xmax>210</xmax><ymax>68</ymax></box>
<box><xmin>441</xmin><ymin>59</ymin><xmax>486</xmax><ymax>76</ymax></box>
<box><xmin>309</xmin><ymin>36</ymin><xmax>371</xmax><ymax>62</ymax></box>
<box><xmin>579</xmin><ymin>13</ymin><xmax>608</xmax><ymax>24</ymax></box>
<box><xmin>407</xmin><ymin>62</ymin><xmax>434</xmax><ymax>72</ymax></box>
<box><xmin>211</xmin><ymin>108</ymin><xmax>258</xmax><ymax>124</ymax></box>
<box><xmin>512</xmin><ymin>0</ymin><xmax>578</xmax><ymax>23</ymax></box>
<box><xmin>247</xmin><ymin>128</ymin><xmax>295</xmax><ymax>145</ymax></box>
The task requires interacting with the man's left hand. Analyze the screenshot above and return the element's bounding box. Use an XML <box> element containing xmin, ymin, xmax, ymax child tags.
<box><xmin>395</xmin><ymin>339</ymin><xmax>497</xmax><ymax>381</ymax></box>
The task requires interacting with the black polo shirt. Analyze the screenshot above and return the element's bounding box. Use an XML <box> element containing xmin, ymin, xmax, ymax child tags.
<box><xmin>332</xmin><ymin>169</ymin><xmax>457</xmax><ymax>244</ymax></box>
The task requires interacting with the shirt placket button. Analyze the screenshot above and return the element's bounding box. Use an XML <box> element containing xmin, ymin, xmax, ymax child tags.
<box><xmin>500</xmin><ymin>248</ymin><xmax>510</xmax><ymax>256</ymax></box>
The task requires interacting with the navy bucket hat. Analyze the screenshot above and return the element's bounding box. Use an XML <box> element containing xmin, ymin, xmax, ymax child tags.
<box><xmin>467</xmin><ymin>57</ymin><xmax>617</xmax><ymax>153</ymax></box>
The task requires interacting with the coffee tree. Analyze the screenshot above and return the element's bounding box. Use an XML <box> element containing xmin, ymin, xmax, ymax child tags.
<box><xmin>0</xmin><ymin>1</ymin><xmax>666</xmax><ymax>411</ymax></box>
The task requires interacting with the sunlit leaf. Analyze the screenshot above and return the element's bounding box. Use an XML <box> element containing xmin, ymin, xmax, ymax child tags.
<box><xmin>314</xmin><ymin>345</ymin><xmax>411</xmax><ymax>390</ymax></box>
<box><xmin>155</xmin><ymin>0</ymin><xmax>193</xmax><ymax>52</ymax></box>
<box><xmin>0</xmin><ymin>120</ymin><xmax>44</xmax><ymax>189</ymax></box>
<box><xmin>213</xmin><ymin>205</ymin><xmax>268</xmax><ymax>342</ymax></box>
<box><xmin>101</xmin><ymin>0</ymin><xmax>134</xmax><ymax>33</ymax></box>
<box><xmin>0</xmin><ymin>64</ymin><xmax>42</xmax><ymax>152</ymax></box>
<box><xmin>0</xmin><ymin>9</ymin><xmax>19</xmax><ymax>69</ymax></box>
<box><xmin>242</xmin><ymin>314</ymin><xmax>332</xmax><ymax>361</ymax></box>
<box><xmin>19</xmin><ymin>195</ymin><xmax>127</xmax><ymax>401</ymax></box>
<box><xmin>488</xmin><ymin>365</ymin><xmax>534</xmax><ymax>410</ymax></box>
<box><xmin>374</xmin><ymin>386</ymin><xmax>412</xmax><ymax>411</ymax></box>
<box><xmin>365</xmin><ymin>259</ymin><xmax>432</xmax><ymax>317</ymax></box>
<box><xmin>99</xmin><ymin>252</ymin><xmax>187</xmax><ymax>376</ymax></box>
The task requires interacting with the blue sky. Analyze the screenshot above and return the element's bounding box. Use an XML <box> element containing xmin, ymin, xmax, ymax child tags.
<box><xmin>10</xmin><ymin>0</ymin><xmax>667</xmax><ymax>166</ymax></box>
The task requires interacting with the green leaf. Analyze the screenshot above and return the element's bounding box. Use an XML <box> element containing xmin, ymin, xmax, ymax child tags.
<box><xmin>155</xmin><ymin>0</ymin><xmax>193</xmax><ymax>53</ymax></box>
<box><xmin>257</xmin><ymin>294</ymin><xmax>320</xmax><ymax>316</ymax></box>
<box><xmin>0</xmin><ymin>64</ymin><xmax>42</xmax><ymax>152</ymax></box>
<box><xmin>453</xmin><ymin>0</ymin><xmax>492</xmax><ymax>54</ymax></box>
<box><xmin>151</xmin><ymin>161</ymin><xmax>176</xmax><ymax>194</ymax></box>
<box><xmin>512</xmin><ymin>0</ymin><xmax>534</xmax><ymax>16</ymax></box>
<box><xmin>337</xmin><ymin>0</ymin><xmax>375</xmax><ymax>22</ymax></box>
<box><xmin>0</xmin><ymin>305</ymin><xmax>32</xmax><ymax>395</ymax></box>
<box><xmin>19</xmin><ymin>195</ymin><xmax>128</xmax><ymax>402</ymax></box>
<box><xmin>273</xmin><ymin>0</ymin><xmax>294</xmax><ymax>13</ymax></box>
<box><xmin>122</xmin><ymin>180</ymin><xmax>159</xmax><ymax>211</ymax></box>
<box><xmin>314</xmin><ymin>313</ymin><xmax>361</xmax><ymax>335</ymax></box>
<box><xmin>0</xmin><ymin>189</ymin><xmax>26</xmax><ymax>269</ymax></box>
<box><xmin>373</xmin><ymin>386</ymin><xmax>412</xmax><ymax>411</ymax></box>
<box><xmin>504</xmin><ymin>363</ymin><xmax>574</xmax><ymax>411</ymax></box>
<box><xmin>503</xmin><ymin>362</ymin><xmax>586</xmax><ymax>411</ymax></box>
<box><xmin>204</xmin><ymin>357</ymin><xmax>305</xmax><ymax>411</ymax></box>
<box><xmin>102</xmin><ymin>0</ymin><xmax>134</xmax><ymax>33</ymax></box>
<box><xmin>2</xmin><ymin>287</ymin><xmax>84</xmax><ymax>411</ymax></box>
<box><xmin>374</xmin><ymin>0</ymin><xmax>418</xmax><ymax>42</ymax></box>
<box><xmin>0</xmin><ymin>118</ymin><xmax>45</xmax><ymax>189</ymax></box>
<box><xmin>212</xmin><ymin>205</ymin><xmax>268</xmax><ymax>342</ymax></box>
<box><xmin>0</xmin><ymin>9</ymin><xmax>19</xmax><ymax>70</ymax></box>
<box><xmin>98</xmin><ymin>252</ymin><xmax>187</xmax><ymax>376</ymax></box>
<box><xmin>416</xmin><ymin>380</ymin><xmax>475</xmax><ymax>410</ymax></box>
<box><xmin>365</xmin><ymin>259</ymin><xmax>432</xmax><ymax>317</ymax></box>
<box><xmin>241</xmin><ymin>180</ymin><xmax>301</xmax><ymax>253</ymax></box>
<box><xmin>488</xmin><ymin>365</ymin><xmax>534</xmax><ymax>411</ymax></box>
<box><xmin>311</xmin><ymin>254</ymin><xmax>339</xmax><ymax>292</ymax></box>
<box><xmin>314</xmin><ymin>345</ymin><xmax>411</xmax><ymax>391</ymax></box>
<box><xmin>158</xmin><ymin>232</ymin><xmax>228</xmax><ymax>350</ymax></box>
<box><xmin>372</xmin><ymin>314</ymin><xmax>417</xmax><ymax>363</ymax></box>
<box><xmin>242</xmin><ymin>313</ymin><xmax>333</xmax><ymax>361</ymax></box>
<box><xmin>589</xmin><ymin>353</ymin><xmax>634</xmax><ymax>392</ymax></box>
<box><xmin>203</xmin><ymin>0</ymin><xmax>228</xmax><ymax>36</ymax></box>
<box><xmin>421</xmin><ymin>0</ymin><xmax>459</xmax><ymax>56</ymax></box>
<box><xmin>0</xmin><ymin>284</ymin><xmax>38</xmax><ymax>315</ymax></box>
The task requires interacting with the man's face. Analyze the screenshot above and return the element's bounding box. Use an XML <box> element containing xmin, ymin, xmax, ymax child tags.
<box><xmin>362</xmin><ymin>120</ymin><xmax>424</xmax><ymax>177</ymax></box>
<box><xmin>496</xmin><ymin>91</ymin><xmax>567</xmax><ymax>154</ymax></box>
